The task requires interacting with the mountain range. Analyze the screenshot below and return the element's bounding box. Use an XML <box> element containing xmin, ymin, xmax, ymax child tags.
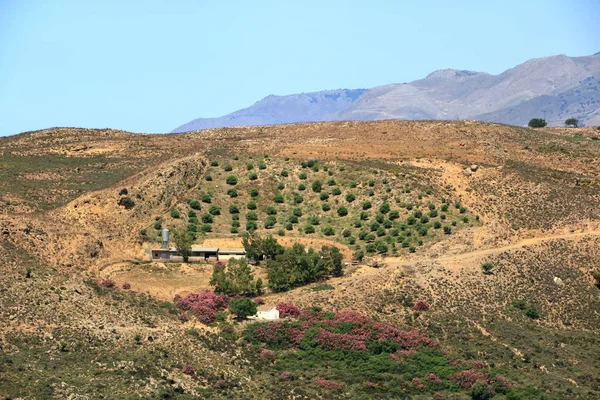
<box><xmin>172</xmin><ymin>53</ymin><xmax>600</xmax><ymax>132</ymax></box>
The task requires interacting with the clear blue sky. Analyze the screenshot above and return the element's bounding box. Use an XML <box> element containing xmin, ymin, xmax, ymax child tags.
<box><xmin>0</xmin><ymin>0</ymin><xmax>598</xmax><ymax>136</ymax></box>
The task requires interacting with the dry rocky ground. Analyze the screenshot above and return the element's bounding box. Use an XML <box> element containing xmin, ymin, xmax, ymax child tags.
<box><xmin>0</xmin><ymin>120</ymin><xmax>599</xmax><ymax>399</ymax></box>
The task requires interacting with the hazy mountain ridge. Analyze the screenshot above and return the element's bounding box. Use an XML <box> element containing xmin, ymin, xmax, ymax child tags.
<box><xmin>173</xmin><ymin>54</ymin><xmax>600</xmax><ymax>132</ymax></box>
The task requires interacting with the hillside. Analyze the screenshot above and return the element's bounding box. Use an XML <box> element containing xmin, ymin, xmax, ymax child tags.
<box><xmin>173</xmin><ymin>53</ymin><xmax>600</xmax><ymax>131</ymax></box>
<box><xmin>1</xmin><ymin>120</ymin><xmax>600</xmax><ymax>399</ymax></box>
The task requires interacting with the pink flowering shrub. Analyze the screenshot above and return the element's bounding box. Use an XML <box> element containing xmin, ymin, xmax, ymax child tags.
<box><xmin>182</xmin><ymin>365</ymin><xmax>195</xmax><ymax>376</ymax></box>
<box><xmin>494</xmin><ymin>374</ymin><xmax>512</xmax><ymax>389</ymax></box>
<box><xmin>174</xmin><ymin>291</ymin><xmax>229</xmax><ymax>324</ymax></box>
<box><xmin>194</xmin><ymin>305</ymin><xmax>217</xmax><ymax>324</ymax></box>
<box><xmin>426</xmin><ymin>373</ymin><xmax>442</xmax><ymax>383</ymax></box>
<box><xmin>259</xmin><ymin>348</ymin><xmax>275</xmax><ymax>360</ymax></box>
<box><xmin>99</xmin><ymin>279</ymin><xmax>115</xmax><ymax>288</ymax></box>
<box><xmin>276</xmin><ymin>302</ymin><xmax>301</xmax><ymax>318</ymax></box>
<box><xmin>252</xmin><ymin>297</ymin><xmax>264</xmax><ymax>304</ymax></box>
<box><xmin>413</xmin><ymin>300</ymin><xmax>430</xmax><ymax>311</ymax></box>
<box><xmin>433</xmin><ymin>392</ymin><xmax>446</xmax><ymax>400</ymax></box>
<box><xmin>280</xmin><ymin>371</ymin><xmax>292</xmax><ymax>379</ymax></box>
<box><xmin>121</xmin><ymin>282</ymin><xmax>131</xmax><ymax>290</ymax></box>
<box><xmin>314</xmin><ymin>328</ymin><xmax>368</xmax><ymax>351</ymax></box>
<box><xmin>411</xmin><ymin>377</ymin><xmax>424</xmax><ymax>390</ymax></box>
<box><xmin>312</xmin><ymin>377</ymin><xmax>345</xmax><ymax>390</ymax></box>
<box><xmin>471</xmin><ymin>360</ymin><xmax>485</xmax><ymax>369</ymax></box>
<box><xmin>449</xmin><ymin>369</ymin><xmax>490</xmax><ymax>389</ymax></box>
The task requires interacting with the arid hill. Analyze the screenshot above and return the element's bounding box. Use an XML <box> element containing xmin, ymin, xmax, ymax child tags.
<box><xmin>1</xmin><ymin>120</ymin><xmax>599</xmax><ymax>399</ymax></box>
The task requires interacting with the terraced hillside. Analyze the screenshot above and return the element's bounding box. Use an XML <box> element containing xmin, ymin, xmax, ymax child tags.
<box><xmin>1</xmin><ymin>120</ymin><xmax>599</xmax><ymax>399</ymax></box>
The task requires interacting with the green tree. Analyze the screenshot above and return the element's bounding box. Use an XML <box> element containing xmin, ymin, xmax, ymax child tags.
<box><xmin>229</xmin><ymin>298</ymin><xmax>258</xmax><ymax>320</ymax></box>
<box><xmin>173</xmin><ymin>230</ymin><xmax>193</xmax><ymax>262</ymax></box>
<box><xmin>528</xmin><ymin>118</ymin><xmax>547</xmax><ymax>128</ymax></box>
<box><xmin>565</xmin><ymin>118</ymin><xmax>579</xmax><ymax>128</ymax></box>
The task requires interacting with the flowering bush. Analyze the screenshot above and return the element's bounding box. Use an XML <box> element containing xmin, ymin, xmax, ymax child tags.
<box><xmin>471</xmin><ymin>360</ymin><xmax>485</xmax><ymax>369</ymax></box>
<box><xmin>280</xmin><ymin>371</ymin><xmax>292</xmax><ymax>379</ymax></box>
<box><xmin>175</xmin><ymin>291</ymin><xmax>229</xmax><ymax>324</ymax></box>
<box><xmin>99</xmin><ymin>279</ymin><xmax>115</xmax><ymax>288</ymax></box>
<box><xmin>449</xmin><ymin>369</ymin><xmax>490</xmax><ymax>389</ymax></box>
<box><xmin>312</xmin><ymin>377</ymin><xmax>345</xmax><ymax>390</ymax></box>
<box><xmin>121</xmin><ymin>282</ymin><xmax>131</xmax><ymax>290</ymax></box>
<box><xmin>314</xmin><ymin>328</ymin><xmax>368</xmax><ymax>351</ymax></box>
<box><xmin>411</xmin><ymin>377</ymin><xmax>424</xmax><ymax>390</ymax></box>
<box><xmin>494</xmin><ymin>374</ymin><xmax>511</xmax><ymax>389</ymax></box>
<box><xmin>426</xmin><ymin>373</ymin><xmax>442</xmax><ymax>382</ymax></box>
<box><xmin>259</xmin><ymin>348</ymin><xmax>275</xmax><ymax>360</ymax></box>
<box><xmin>182</xmin><ymin>365</ymin><xmax>195</xmax><ymax>376</ymax></box>
<box><xmin>413</xmin><ymin>300</ymin><xmax>430</xmax><ymax>311</ymax></box>
<box><xmin>276</xmin><ymin>302</ymin><xmax>301</xmax><ymax>318</ymax></box>
<box><xmin>194</xmin><ymin>305</ymin><xmax>217</xmax><ymax>324</ymax></box>
<box><xmin>252</xmin><ymin>297</ymin><xmax>264</xmax><ymax>304</ymax></box>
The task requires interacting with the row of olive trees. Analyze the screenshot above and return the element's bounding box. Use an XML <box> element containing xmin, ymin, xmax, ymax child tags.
<box><xmin>528</xmin><ymin>118</ymin><xmax>579</xmax><ymax>128</ymax></box>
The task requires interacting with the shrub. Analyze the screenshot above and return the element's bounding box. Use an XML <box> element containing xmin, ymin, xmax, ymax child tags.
<box><xmin>258</xmin><ymin>162</ymin><xmax>266</xmax><ymax>170</ymax></box>
<box><xmin>246</xmin><ymin>211</ymin><xmax>257</xmax><ymax>221</ymax></box>
<box><xmin>246</xmin><ymin>163</ymin><xmax>254</xmax><ymax>170</ymax></box>
<box><xmin>362</xmin><ymin>201</ymin><xmax>372</xmax><ymax>210</ymax></box>
<box><xmin>227</xmin><ymin>188</ymin><xmax>238</xmax><ymax>198</ymax></box>
<box><xmin>294</xmin><ymin>194</ymin><xmax>304</xmax><ymax>204</ymax></box>
<box><xmin>273</xmin><ymin>193</ymin><xmax>284</xmax><ymax>203</ymax></box>
<box><xmin>345</xmin><ymin>193</ymin><xmax>356</xmax><ymax>202</ymax></box>
<box><xmin>337</xmin><ymin>206</ymin><xmax>348</xmax><ymax>217</ymax></box>
<box><xmin>309</xmin><ymin>216</ymin><xmax>320</xmax><ymax>225</ymax></box>
<box><xmin>118</xmin><ymin>197</ymin><xmax>135</xmax><ymax>209</ymax></box>
<box><xmin>210</xmin><ymin>160</ymin><xmax>219</xmax><ymax>167</ymax></box>
<box><xmin>322</xmin><ymin>226</ymin><xmax>335</xmax><ymax>236</ymax></box>
<box><xmin>276</xmin><ymin>303</ymin><xmax>301</xmax><ymax>318</ymax></box>
<box><xmin>413</xmin><ymin>300</ymin><xmax>430</xmax><ymax>311</ymax></box>
<box><xmin>209</xmin><ymin>205</ymin><xmax>221</xmax><ymax>215</ymax></box>
<box><xmin>320</xmin><ymin>191</ymin><xmax>329</xmax><ymax>201</ymax></box>
<box><xmin>247</xmin><ymin>201</ymin><xmax>257</xmax><ymax>210</ymax></box>
<box><xmin>528</xmin><ymin>118</ymin><xmax>547</xmax><ymax>128</ymax></box>
<box><xmin>332</xmin><ymin>187</ymin><xmax>342</xmax><ymax>195</ymax></box>
<box><xmin>170</xmin><ymin>208</ymin><xmax>180</xmax><ymax>218</ymax></box>
<box><xmin>312</xmin><ymin>180</ymin><xmax>323</xmax><ymax>193</ymax></box>
<box><xmin>264</xmin><ymin>216</ymin><xmax>276</xmax><ymax>229</ymax></box>
<box><xmin>292</xmin><ymin>208</ymin><xmax>303</xmax><ymax>217</ymax></box>
<box><xmin>299</xmin><ymin>172</ymin><xmax>307</xmax><ymax>180</ymax></box>
<box><xmin>592</xmin><ymin>271</ymin><xmax>600</xmax><ymax>288</ymax></box>
<box><xmin>304</xmin><ymin>225</ymin><xmax>315</xmax><ymax>234</ymax></box>
<box><xmin>375</xmin><ymin>213</ymin><xmax>384</xmax><ymax>223</ymax></box>
<box><xmin>182</xmin><ymin>365</ymin><xmax>195</xmax><ymax>376</ymax></box>
<box><xmin>525</xmin><ymin>306</ymin><xmax>540</xmax><ymax>319</ymax></box>
<box><xmin>252</xmin><ymin>297</ymin><xmax>264</xmax><ymax>304</ymax></box>
<box><xmin>223</xmin><ymin>164</ymin><xmax>233</xmax><ymax>171</ymax></box>
<box><xmin>99</xmin><ymin>279</ymin><xmax>115</xmax><ymax>288</ymax></box>
<box><xmin>481</xmin><ymin>262</ymin><xmax>494</xmax><ymax>274</ymax></box>
<box><xmin>322</xmin><ymin>203</ymin><xmax>331</xmax><ymax>212</ymax></box>
<box><xmin>189</xmin><ymin>200</ymin><xmax>201</xmax><ymax>210</ymax></box>
<box><xmin>327</xmin><ymin>179</ymin><xmax>336</xmax><ymax>186</ymax></box>
<box><xmin>246</xmin><ymin>221</ymin><xmax>257</xmax><ymax>231</ymax></box>
<box><xmin>249</xmin><ymin>188</ymin><xmax>259</xmax><ymax>197</ymax></box>
<box><xmin>229</xmin><ymin>298</ymin><xmax>258</xmax><ymax>320</ymax></box>
<box><xmin>229</xmin><ymin>204</ymin><xmax>240</xmax><ymax>214</ymax></box>
<box><xmin>342</xmin><ymin>229</ymin><xmax>351</xmax><ymax>238</ymax></box>
<box><xmin>248</xmin><ymin>172</ymin><xmax>258</xmax><ymax>180</ymax></box>
<box><xmin>297</xmin><ymin>183</ymin><xmax>306</xmax><ymax>191</ymax></box>
<box><xmin>388</xmin><ymin>210</ymin><xmax>399</xmax><ymax>220</ymax></box>
<box><xmin>443</xmin><ymin>226</ymin><xmax>452</xmax><ymax>234</ymax></box>
<box><xmin>202</xmin><ymin>213</ymin><xmax>214</xmax><ymax>223</ymax></box>
<box><xmin>433</xmin><ymin>221</ymin><xmax>442</xmax><ymax>229</ymax></box>
<box><xmin>205</xmin><ymin>175</ymin><xmax>213</xmax><ymax>181</ymax></box>
<box><xmin>360</xmin><ymin>211</ymin><xmax>369</xmax><ymax>221</ymax></box>
<box><xmin>380</xmin><ymin>203</ymin><xmax>390</xmax><ymax>214</ymax></box>
<box><xmin>118</xmin><ymin>188</ymin><xmax>128</xmax><ymax>195</ymax></box>
<box><xmin>281</xmin><ymin>170</ymin><xmax>289</xmax><ymax>177</ymax></box>
<box><xmin>278</xmin><ymin>182</ymin><xmax>285</xmax><ymax>190</ymax></box>
<box><xmin>368</xmin><ymin>179</ymin><xmax>375</xmax><ymax>187</ymax></box>
<box><xmin>153</xmin><ymin>221</ymin><xmax>162</xmax><ymax>230</ymax></box>
<box><xmin>202</xmin><ymin>194</ymin><xmax>212</xmax><ymax>203</ymax></box>
<box><xmin>226</xmin><ymin>175</ymin><xmax>238</xmax><ymax>185</ymax></box>
<box><xmin>266</xmin><ymin>206</ymin><xmax>277</xmax><ymax>215</ymax></box>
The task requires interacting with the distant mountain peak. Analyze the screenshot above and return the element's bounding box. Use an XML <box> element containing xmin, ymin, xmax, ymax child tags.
<box><xmin>425</xmin><ymin>69</ymin><xmax>484</xmax><ymax>79</ymax></box>
<box><xmin>172</xmin><ymin>53</ymin><xmax>600</xmax><ymax>133</ymax></box>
